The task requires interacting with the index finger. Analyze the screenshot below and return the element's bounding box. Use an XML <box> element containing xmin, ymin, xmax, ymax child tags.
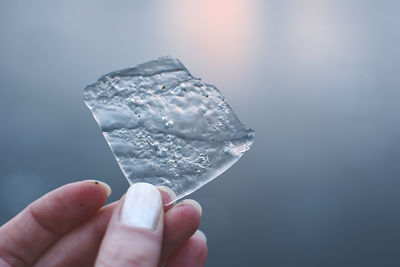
<box><xmin>0</xmin><ymin>180</ymin><xmax>110</xmax><ymax>266</ymax></box>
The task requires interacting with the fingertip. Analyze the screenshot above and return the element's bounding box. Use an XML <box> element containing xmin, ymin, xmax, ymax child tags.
<box><xmin>193</xmin><ymin>229</ymin><xmax>207</xmax><ymax>244</ymax></box>
<box><xmin>158</xmin><ymin>186</ymin><xmax>177</xmax><ymax>208</ymax></box>
<box><xmin>158</xmin><ymin>199</ymin><xmax>203</xmax><ymax>264</ymax></box>
<box><xmin>176</xmin><ymin>199</ymin><xmax>202</xmax><ymax>217</ymax></box>
<box><xmin>83</xmin><ymin>180</ymin><xmax>112</xmax><ymax>198</ymax></box>
<box><xmin>164</xmin><ymin>229</ymin><xmax>208</xmax><ymax>267</ymax></box>
<box><xmin>29</xmin><ymin>181</ymin><xmax>110</xmax><ymax>234</ymax></box>
<box><xmin>0</xmin><ymin>181</ymin><xmax>113</xmax><ymax>266</ymax></box>
<box><xmin>186</xmin><ymin>232</ymin><xmax>208</xmax><ymax>265</ymax></box>
<box><xmin>168</xmin><ymin>199</ymin><xmax>202</xmax><ymax>231</ymax></box>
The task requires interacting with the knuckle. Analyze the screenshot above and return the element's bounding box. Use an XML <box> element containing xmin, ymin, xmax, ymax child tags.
<box><xmin>125</xmin><ymin>247</ymin><xmax>154</xmax><ymax>266</ymax></box>
<box><xmin>0</xmin><ymin>228</ymin><xmax>29</xmax><ymax>267</ymax></box>
<box><xmin>96</xmin><ymin>245</ymin><xmax>155</xmax><ymax>267</ymax></box>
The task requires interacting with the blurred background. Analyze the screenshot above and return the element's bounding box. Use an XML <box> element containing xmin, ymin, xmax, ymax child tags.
<box><xmin>1</xmin><ymin>0</ymin><xmax>399</xmax><ymax>266</ymax></box>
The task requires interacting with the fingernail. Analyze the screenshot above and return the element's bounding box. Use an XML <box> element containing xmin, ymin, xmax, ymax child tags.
<box><xmin>194</xmin><ymin>230</ymin><xmax>207</xmax><ymax>243</ymax></box>
<box><xmin>176</xmin><ymin>199</ymin><xmax>202</xmax><ymax>216</ymax></box>
<box><xmin>85</xmin><ymin>180</ymin><xmax>112</xmax><ymax>198</ymax></box>
<box><xmin>120</xmin><ymin>182</ymin><xmax>162</xmax><ymax>230</ymax></box>
<box><xmin>158</xmin><ymin>186</ymin><xmax>177</xmax><ymax>205</ymax></box>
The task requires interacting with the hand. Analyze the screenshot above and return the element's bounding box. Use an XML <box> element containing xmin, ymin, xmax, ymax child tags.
<box><xmin>0</xmin><ymin>180</ymin><xmax>207</xmax><ymax>267</ymax></box>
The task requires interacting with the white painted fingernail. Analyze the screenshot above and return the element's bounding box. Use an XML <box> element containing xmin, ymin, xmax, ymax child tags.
<box><xmin>120</xmin><ymin>183</ymin><xmax>162</xmax><ymax>231</ymax></box>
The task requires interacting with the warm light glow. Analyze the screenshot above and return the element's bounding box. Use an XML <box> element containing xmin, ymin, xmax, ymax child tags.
<box><xmin>160</xmin><ymin>0</ymin><xmax>260</xmax><ymax>78</ymax></box>
<box><xmin>283</xmin><ymin>0</ymin><xmax>354</xmax><ymax>67</ymax></box>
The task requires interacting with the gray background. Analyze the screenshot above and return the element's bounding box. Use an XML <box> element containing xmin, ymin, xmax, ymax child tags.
<box><xmin>1</xmin><ymin>1</ymin><xmax>400</xmax><ymax>266</ymax></box>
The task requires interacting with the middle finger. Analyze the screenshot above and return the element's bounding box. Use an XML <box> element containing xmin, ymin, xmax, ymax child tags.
<box><xmin>34</xmin><ymin>190</ymin><xmax>201</xmax><ymax>267</ymax></box>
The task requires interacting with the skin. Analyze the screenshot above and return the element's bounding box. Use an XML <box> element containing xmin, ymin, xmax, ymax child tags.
<box><xmin>0</xmin><ymin>180</ymin><xmax>207</xmax><ymax>267</ymax></box>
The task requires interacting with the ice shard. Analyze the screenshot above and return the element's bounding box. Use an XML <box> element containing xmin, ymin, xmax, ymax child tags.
<box><xmin>84</xmin><ymin>56</ymin><xmax>254</xmax><ymax>202</ymax></box>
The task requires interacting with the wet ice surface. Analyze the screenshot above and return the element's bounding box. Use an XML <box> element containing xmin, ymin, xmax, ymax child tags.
<box><xmin>84</xmin><ymin>57</ymin><xmax>254</xmax><ymax>202</ymax></box>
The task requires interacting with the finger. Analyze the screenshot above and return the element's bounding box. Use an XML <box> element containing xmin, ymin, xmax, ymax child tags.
<box><xmin>95</xmin><ymin>183</ymin><xmax>164</xmax><ymax>267</ymax></box>
<box><xmin>165</xmin><ymin>230</ymin><xmax>208</xmax><ymax>267</ymax></box>
<box><xmin>34</xmin><ymin>202</ymin><xmax>117</xmax><ymax>267</ymax></box>
<box><xmin>0</xmin><ymin>180</ymin><xmax>110</xmax><ymax>267</ymax></box>
<box><xmin>159</xmin><ymin>199</ymin><xmax>202</xmax><ymax>265</ymax></box>
<box><xmin>157</xmin><ymin>186</ymin><xmax>176</xmax><ymax>213</ymax></box>
<box><xmin>34</xmin><ymin>192</ymin><xmax>201</xmax><ymax>267</ymax></box>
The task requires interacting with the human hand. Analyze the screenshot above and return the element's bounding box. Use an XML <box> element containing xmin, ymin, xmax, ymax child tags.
<box><xmin>0</xmin><ymin>180</ymin><xmax>207</xmax><ymax>267</ymax></box>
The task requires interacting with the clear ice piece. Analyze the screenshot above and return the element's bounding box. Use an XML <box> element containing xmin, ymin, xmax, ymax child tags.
<box><xmin>84</xmin><ymin>56</ymin><xmax>254</xmax><ymax>202</ymax></box>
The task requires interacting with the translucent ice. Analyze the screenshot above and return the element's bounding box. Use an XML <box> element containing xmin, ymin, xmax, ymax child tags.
<box><xmin>84</xmin><ymin>56</ymin><xmax>254</xmax><ymax>202</ymax></box>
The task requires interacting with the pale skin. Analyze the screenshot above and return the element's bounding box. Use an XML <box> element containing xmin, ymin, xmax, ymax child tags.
<box><xmin>0</xmin><ymin>181</ymin><xmax>207</xmax><ymax>267</ymax></box>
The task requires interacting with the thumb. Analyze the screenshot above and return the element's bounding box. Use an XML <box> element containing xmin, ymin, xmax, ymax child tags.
<box><xmin>95</xmin><ymin>183</ymin><xmax>164</xmax><ymax>267</ymax></box>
